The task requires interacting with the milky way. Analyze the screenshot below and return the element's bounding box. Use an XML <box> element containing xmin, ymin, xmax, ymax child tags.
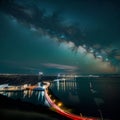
<box><xmin>0</xmin><ymin>0</ymin><xmax>120</xmax><ymax>74</ymax></box>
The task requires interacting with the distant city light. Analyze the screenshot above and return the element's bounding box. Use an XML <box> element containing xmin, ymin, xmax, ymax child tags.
<box><xmin>39</xmin><ymin>72</ymin><xmax>43</xmax><ymax>75</ymax></box>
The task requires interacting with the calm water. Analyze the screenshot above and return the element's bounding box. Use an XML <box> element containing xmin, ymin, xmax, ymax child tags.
<box><xmin>0</xmin><ymin>76</ymin><xmax>120</xmax><ymax>120</ymax></box>
<box><xmin>50</xmin><ymin>77</ymin><xmax>120</xmax><ymax>120</ymax></box>
<box><xmin>0</xmin><ymin>90</ymin><xmax>49</xmax><ymax>106</ymax></box>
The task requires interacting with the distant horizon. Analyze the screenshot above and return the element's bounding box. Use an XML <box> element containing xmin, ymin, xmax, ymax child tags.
<box><xmin>0</xmin><ymin>72</ymin><xmax>120</xmax><ymax>76</ymax></box>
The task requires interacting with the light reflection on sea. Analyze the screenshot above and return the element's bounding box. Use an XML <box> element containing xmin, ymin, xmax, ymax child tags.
<box><xmin>50</xmin><ymin>76</ymin><xmax>120</xmax><ymax>120</ymax></box>
<box><xmin>0</xmin><ymin>90</ymin><xmax>47</xmax><ymax>106</ymax></box>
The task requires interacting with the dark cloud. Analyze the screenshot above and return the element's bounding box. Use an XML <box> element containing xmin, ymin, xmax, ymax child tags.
<box><xmin>0</xmin><ymin>0</ymin><xmax>86</xmax><ymax>45</ymax></box>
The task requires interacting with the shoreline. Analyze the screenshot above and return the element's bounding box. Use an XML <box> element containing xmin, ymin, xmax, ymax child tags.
<box><xmin>0</xmin><ymin>94</ymin><xmax>69</xmax><ymax>120</ymax></box>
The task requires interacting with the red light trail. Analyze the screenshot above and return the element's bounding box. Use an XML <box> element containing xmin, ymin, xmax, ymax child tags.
<box><xmin>44</xmin><ymin>82</ymin><xmax>98</xmax><ymax>120</ymax></box>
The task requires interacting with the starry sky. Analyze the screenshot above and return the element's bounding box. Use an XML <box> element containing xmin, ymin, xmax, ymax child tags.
<box><xmin>0</xmin><ymin>0</ymin><xmax>120</xmax><ymax>75</ymax></box>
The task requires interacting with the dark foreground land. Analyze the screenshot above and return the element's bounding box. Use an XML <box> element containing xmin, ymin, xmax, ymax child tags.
<box><xmin>0</xmin><ymin>93</ymin><xmax>70</xmax><ymax>120</ymax></box>
<box><xmin>0</xmin><ymin>74</ymin><xmax>69</xmax><ymax>120</ymax></box>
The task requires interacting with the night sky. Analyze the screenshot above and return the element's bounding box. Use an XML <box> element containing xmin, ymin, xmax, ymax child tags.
<box><xmin>0</xmin><ymin>0</ymin><xmax>120</xmax><ymax>75</ymax></box>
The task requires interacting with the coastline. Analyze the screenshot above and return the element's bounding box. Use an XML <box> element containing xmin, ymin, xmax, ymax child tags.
<box><xmin>0</xmin><ymin>94</ymin><xmax>69</xmax><ymax>120</ymax></box>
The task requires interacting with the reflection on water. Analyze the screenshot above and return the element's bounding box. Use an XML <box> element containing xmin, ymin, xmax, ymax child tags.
<box><xmin>50</xmin><ymin>77</ymin><xmax>120</xmax><ymax>120</ymax></box>
<box><xmin>0</xmin><ymin>90</ymin><xmax>47</xmax><ymax>106</ymax></box>
<box><xmin>0</xmin><ymin>76</ymin><xmax>119</xmax><ymax>119</ymax></box>
<box><xmin>51</xmin><ymin>79</ymin><xmax>82</xmax><ymax>106</ymax></box>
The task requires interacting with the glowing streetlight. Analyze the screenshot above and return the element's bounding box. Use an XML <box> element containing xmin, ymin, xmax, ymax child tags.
<box><xmin>58</xmin><ymin>102</ymin><xmax>62</xmax><ymax>107</ymax></box>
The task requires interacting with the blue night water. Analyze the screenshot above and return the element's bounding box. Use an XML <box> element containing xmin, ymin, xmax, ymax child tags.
<box><xmin>50</xmin><ymin>76</ymin><xmax>120</xmax><ymax>120</ymax></box>
<box><xmin>0</xmin><ymin>90</ymin><xmax>47</xmax><ymax>106</ymax></box>
<box><xmin>0</xmin><ymin>76</ymin><xmax>120</xmax><ymax>120</ymax></box>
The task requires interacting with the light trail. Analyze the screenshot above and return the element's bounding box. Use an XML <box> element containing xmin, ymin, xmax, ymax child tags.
<box><xmin>44</xmin><ymin>82</ymin><xmax>98</xmax><ymax>120</ymax></box>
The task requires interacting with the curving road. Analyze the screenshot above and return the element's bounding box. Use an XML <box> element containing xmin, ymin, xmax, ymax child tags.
<box><xmin>44</xmin><ymin>82</ymin><xmax>98</xmax><ymax>120</ymax></box>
